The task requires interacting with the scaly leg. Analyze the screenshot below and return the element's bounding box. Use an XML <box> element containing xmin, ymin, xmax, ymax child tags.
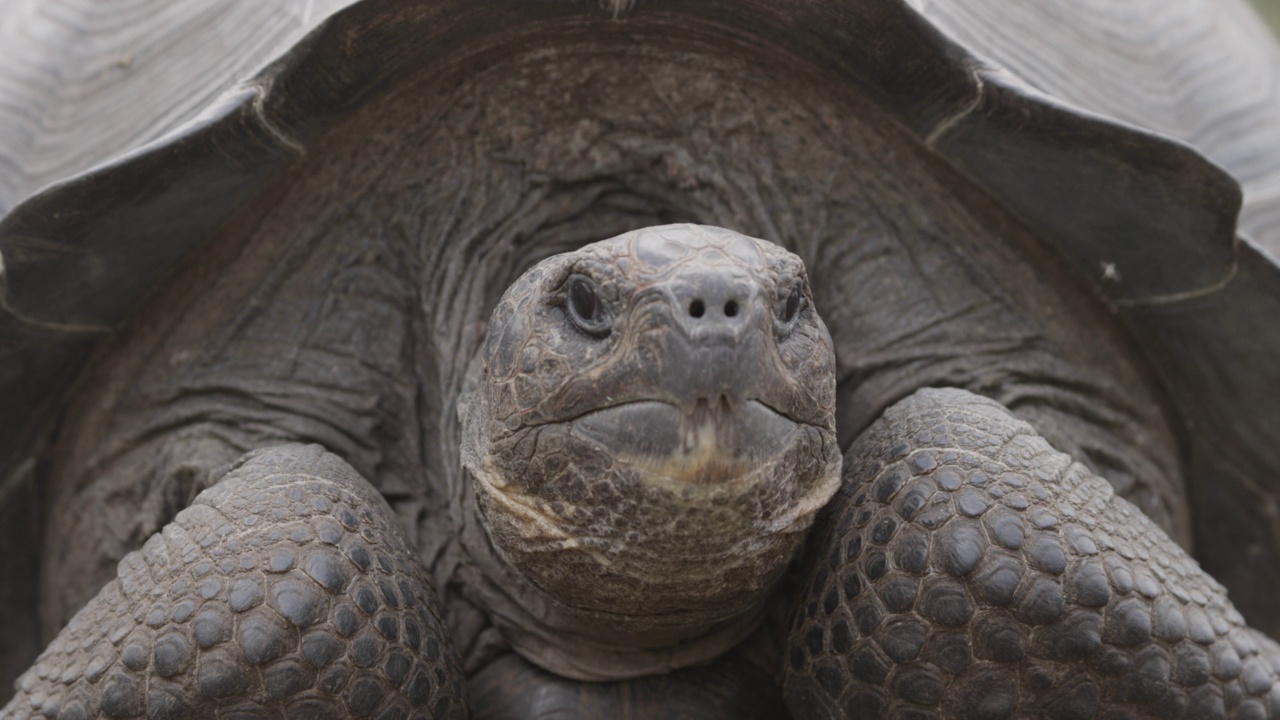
<box><xmin>785</xmin><ymin>388</ymin><xmax>1280</xmax><ymax>719</ymax></box>
<box><xmin>2</xmin><ymin>444</ymin><xmax>467</xmax><ymax>720</ymax></box>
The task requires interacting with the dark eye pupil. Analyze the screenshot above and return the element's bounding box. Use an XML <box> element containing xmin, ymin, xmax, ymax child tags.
<box><xmin>570</xmin><ymin>279</ymin><xmax>601</xmax><ymax>321</ymax></box>
<box><xmin>783</xmin><ymin>287</ymin><xmax>801</xmax><ymax>322</ymax></box>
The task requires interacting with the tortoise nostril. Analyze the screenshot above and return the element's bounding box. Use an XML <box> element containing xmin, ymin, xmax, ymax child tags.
<box><xmin>689</xmin><ymin>299</ymin><xmax>706</xmax><ymax>318</ymax></box>
<box><xmin>724</xmin><ymin>300</ymin><xmax>738</xmax><ymax>317</ymax></box>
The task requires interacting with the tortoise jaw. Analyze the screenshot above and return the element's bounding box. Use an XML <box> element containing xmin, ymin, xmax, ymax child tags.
<box><xmin>571</xmin><ymin>398</ymin><xmax>800</xmax><ymax>484</ymax></box>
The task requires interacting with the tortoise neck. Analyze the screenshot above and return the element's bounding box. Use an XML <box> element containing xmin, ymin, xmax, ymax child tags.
<box><xmin>456</xmin><ymin>468</ymin><xmax>771</xmax><ymax>681</ymax></box>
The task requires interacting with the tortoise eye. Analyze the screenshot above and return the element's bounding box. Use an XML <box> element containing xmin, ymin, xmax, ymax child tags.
<box><xmin>566</xmin><ymin>275</ymin><xmax>612</xmax><ymax>337</ymax></box>
<box><xmin>779</xmin><ymin>286</ymin><xmax>803</xmax><ymax>325</ymax></box>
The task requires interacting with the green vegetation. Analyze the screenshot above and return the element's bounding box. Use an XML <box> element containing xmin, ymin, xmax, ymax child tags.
<box><xmin>1251</xmin><ymin>0</ymin><xmax>1280</xmax><ymax>35</ymax></box>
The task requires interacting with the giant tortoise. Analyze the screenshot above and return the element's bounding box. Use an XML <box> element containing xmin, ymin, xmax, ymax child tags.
<box><xmin>3</xmin><ymin>0</ymin><xmax>1280</xmax><ymax>717</ymax></box>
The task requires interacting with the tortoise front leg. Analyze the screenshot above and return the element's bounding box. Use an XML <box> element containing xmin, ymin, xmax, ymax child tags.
<box><xmin>2</xmin><ymin>444</ymin><xmax>466</xmax><ymax>720</ymax></box>
<box><xmin>784</xmin><ymin>388</ymin><xmax>1280</xmax><ymax>719</ymax></box>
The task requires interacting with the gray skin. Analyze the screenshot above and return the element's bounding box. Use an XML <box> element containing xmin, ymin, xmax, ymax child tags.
<box><xmin>5</xmin><ymin>224</ymin><xmax>1280</xmax><ymax>719</ymax></box>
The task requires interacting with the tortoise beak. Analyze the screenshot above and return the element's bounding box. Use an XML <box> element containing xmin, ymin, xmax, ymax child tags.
<box><xmin>571</xmin><ymin>398</ymin><xmax>800</xmax><ymax>484</ymax></box>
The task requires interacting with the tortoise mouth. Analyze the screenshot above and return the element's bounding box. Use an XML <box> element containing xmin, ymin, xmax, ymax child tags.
<box><xmin>570</xmin><ymin>398</ymin><xmax>801</xmax><ymax>484</ymax></box>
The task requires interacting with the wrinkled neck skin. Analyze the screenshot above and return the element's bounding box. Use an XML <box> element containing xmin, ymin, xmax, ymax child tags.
<box><xmin>455</xmin><ymin>460</ymin><xmax>779</xmax><ymax>680</ymax></box>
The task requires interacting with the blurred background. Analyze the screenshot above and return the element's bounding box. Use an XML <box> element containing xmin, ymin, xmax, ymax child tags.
<box><xmin>1252</xmin><ymin>0</ymin><xmax>1280</xmax><ymax>33</ymax></box>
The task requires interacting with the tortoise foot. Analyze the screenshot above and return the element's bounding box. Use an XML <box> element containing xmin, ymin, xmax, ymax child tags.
<box><xmin>784</xmin><ymin>388</ymin><xmax>1280</xmax><ymax>719</ymax></box>
<box><xmin>2</xmin><ymin>444</ymin><xmax>466</xmax><ymax>720</ymax></box>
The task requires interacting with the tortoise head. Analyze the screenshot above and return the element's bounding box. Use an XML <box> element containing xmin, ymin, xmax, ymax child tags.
<box><xmin>459</xmin><ymin>223</ymin><xmax>840</xmax><ymax>666</ymax></box>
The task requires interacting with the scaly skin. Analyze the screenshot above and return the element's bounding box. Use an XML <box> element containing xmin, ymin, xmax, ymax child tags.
<box><xmin>786</xmin><ymin>389</ymin><xmax>1280</xmax><ymax>719</ymax></box>
<box><xmin>1</xmin><ymin>445</ymin><xmax>467</xmax><ymax>720</ymax></box>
